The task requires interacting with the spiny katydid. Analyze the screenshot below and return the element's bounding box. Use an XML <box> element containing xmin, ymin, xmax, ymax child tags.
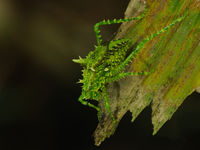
<box><xmin>73</xmin><ymin>6</ymin><xmax>187</xmax><ymax>132</ymax></box>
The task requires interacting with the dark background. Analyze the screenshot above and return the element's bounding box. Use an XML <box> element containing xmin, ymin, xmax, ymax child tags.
<box><xmin>0</xmin><ymin>0</ymin><xmax>199</xmax><ymax>149</ymax></box>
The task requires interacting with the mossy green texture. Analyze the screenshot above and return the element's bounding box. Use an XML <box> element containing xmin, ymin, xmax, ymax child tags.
<box><xmin>94</xmin><ymin>0</ymin><xmax>200</xmax><ymax>146</ymax></box>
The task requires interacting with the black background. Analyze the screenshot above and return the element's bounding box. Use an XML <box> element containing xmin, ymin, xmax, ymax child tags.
<box><xmin>0</xmin><ymin>0</ymin><xmax>199</xmax><ymax>149</ymax></box>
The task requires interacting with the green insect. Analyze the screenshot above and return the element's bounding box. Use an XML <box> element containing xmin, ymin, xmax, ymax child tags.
<box><xmin>73</xmin><ymin>6</ymin><xmax>187</xmax><ymax>131</ymax></box>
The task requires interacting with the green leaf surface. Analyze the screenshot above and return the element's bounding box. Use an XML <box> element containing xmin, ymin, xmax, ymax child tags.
<box><xmin>94</xmin><ymin>0</ymin><xmax>200</xmax><ymax>146</ymax></box>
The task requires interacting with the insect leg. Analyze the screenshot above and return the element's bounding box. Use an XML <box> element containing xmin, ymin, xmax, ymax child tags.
<box><xmin>102</xmin><ymin>87</ymin><xmax>117</xmax><ymax>130</ymax></box>
<box><xmin>78</xmin><ymin>94</ymin><xmax>100</xmax><ymax>112</ymax></box>
<box><xmin>94</xmin><ymin>6</ymin><xmax>148</xmax><ymax>46</ymax></box>
<box><xmin>114</xmin><ymin>13</ymin><xmax>187</xmax><ymax>74</ymax></box>
<box><xmin>106</xmin><ymin>71</ymin><xmax>152</xmax><ymax>83</ymax></box>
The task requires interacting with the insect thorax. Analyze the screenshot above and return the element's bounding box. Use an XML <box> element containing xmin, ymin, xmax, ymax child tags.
<box><xmin>80</xmin><ymin>39</ymin><xmax>133</xmax><ymax>100</ymax></box>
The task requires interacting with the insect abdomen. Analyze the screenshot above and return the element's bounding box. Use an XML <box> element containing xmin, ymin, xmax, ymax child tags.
<box><xmin>105</xmin><ymin>39</ymin><xmax>132</xmax><ymax>68</ymax></box>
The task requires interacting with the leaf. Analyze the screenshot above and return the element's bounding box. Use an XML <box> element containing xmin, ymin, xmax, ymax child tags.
<box><xmin>93</xmin><ymin>0</ymin><xmax>200</xmax><ymax>146</ymax></box>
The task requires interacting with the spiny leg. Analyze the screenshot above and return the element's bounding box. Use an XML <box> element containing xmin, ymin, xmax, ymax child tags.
<box><xmin>78</xmin><ymin>94</ymin><xmax>100</xmax><ymax>112</ymax></box>
<box><xmin>106</xmin><ymin>71</ymin><xmax>152</xmax><ymax>83</ymax></box>
<box><xmin>114</xmin><ymin>13</ymin><xmax>188</xmax><ymax>75</ymax></box>
<box><xmin>94</xmin><ymin>6</ymin><xmax>148</xmax><ymax>46</ymax></box>
<box><xmin>102</xmin><ymin>86</ymin><xmax>117</xmax><ymax>132</ymax></box>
